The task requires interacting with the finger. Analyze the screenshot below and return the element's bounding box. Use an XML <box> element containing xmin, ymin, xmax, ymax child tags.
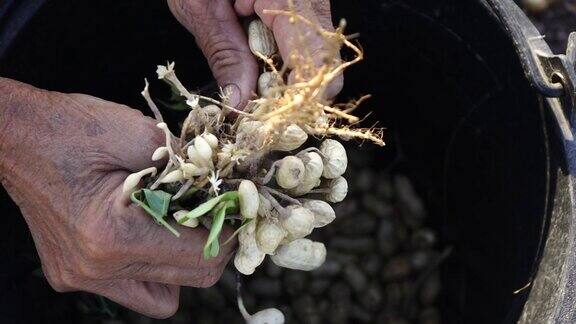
<box><xmin>126</xmin><ymin>261</ymin><xmax>228</xmax><ymax>288</ymax></box>
<box><xmin>310</xmin><ymin>0</ymin><xmax>334</xmax><ymax>30</ymax></box>
<box><xmin>253</xmin><ymin>0</ymin><xmax>333</xmax><ymax>62</ymax></box>
<box><xmin>130</xmin><ymin>206</ymin><xmax>237</xmax><ymax>269</ymax></box>
<box><xmin>94</xmin><ymin>280</ymin><xmax>180</xmax><ymax>319</ymax></box>
<box><xmin>235</xmin><ymin>0</ymin><xmax>334</xmax><ymax>29</ymax></box>
<box><xmin>168</xmin><ymin>0</ymin><xmax>258</xmax><ymax>108</ymax></box>
<box><xmin>235</xmin><ymin>0</ymin><xmax>343</xmax><ymax>99</ymax></box>
<box><xmin>234</xmin><ymin>0</ymin><xmax>256</xmax><ymax>16</ymax></box>
<box><xmin>113</xmin><ymin>189</ymin><xmax>237</xmax><ymax>270</ymax></box>
<box><xmin>308</xmin><ymin>0</ymin><xmax>344</xmax><ymax>98</ymax></box>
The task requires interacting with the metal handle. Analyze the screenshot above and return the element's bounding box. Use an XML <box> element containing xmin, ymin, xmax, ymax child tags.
<box><xmin>481</xmin><ymin>0</ymin><xmax>576</xmax><ymax>140</ymax></box>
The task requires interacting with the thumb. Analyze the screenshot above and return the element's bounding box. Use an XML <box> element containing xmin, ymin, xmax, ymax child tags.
<box><xmin>168</xmin><ymin>0</ymin><xmax>258</xmax><ymax>108</ymax></box>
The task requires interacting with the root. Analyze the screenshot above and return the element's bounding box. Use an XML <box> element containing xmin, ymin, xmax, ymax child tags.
<box><xmin>246</xmin><ymin>5</ymin><xmax>383</xmax><ymax>147</ymax></box>
<box><xmin>314</xmin><ymin>126</ymin><xmax>385</xmax><ymax>146</ymax></box>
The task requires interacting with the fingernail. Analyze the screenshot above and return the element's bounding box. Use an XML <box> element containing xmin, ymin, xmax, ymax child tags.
<box><xmin>223</xmin><ymin>84</ymin><xmax>241</xmax><ymax>108</ymax></box>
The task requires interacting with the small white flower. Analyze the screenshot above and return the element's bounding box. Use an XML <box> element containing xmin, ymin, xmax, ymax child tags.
<box><xmin>156</xmin><ymin>62</ymin><xmax>175</xmax><ymax>79</ymax></box>
<box><xmin>209</xmin><ymin>169</ymin><xmax>223</xmax><ymax>196</ymax></box>
<box><xmin>220</xmin><ymin>142</ymin><xmax>247</xmax><ymax>165</ymax></box>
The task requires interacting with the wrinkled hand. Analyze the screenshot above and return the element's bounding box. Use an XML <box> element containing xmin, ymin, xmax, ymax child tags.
<box><xmin>168</xmin><ymin>0</ymin><xmax>343</xmax><ymax>108</ymax></box>
<box><xmin>0</xmin><ymin>78</ymin><xmax>235</xmax><ymax>318</ymax></box>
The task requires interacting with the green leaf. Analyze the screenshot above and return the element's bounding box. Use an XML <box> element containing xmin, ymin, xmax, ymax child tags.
<box><xmin>181</xmin><ymin>191</ymin><xmax>238</xmax><ymax>223</ymax></box>
<box><xmin>203</xmin><ymin>202</ymin><xmax>225</xmax><ymax>259</ymax></box>
<box><xmin>203</xmin><ymin>200</ymin><xmax>237</xmax><ymax>259</ymax></box>
<box><xmin>226</xmin><ymin>199</ymin><xmax>240</xmax><ymax>214</ymax></box>
<box><xmin>143</xmin><ymin>189</ymin><xmax>172</xmax><ymax>217</ymax></box>
<box><xmin>130</xmin><ymin>190</ymin><xmax>180</xmax><ymax>237</ymax></box>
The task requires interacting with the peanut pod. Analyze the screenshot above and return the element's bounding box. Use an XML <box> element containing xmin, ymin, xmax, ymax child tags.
<box><xmin>234</xmin><ymin>219</ymin><xmax>265</xmax><ymax>275</ymax></box>
<box><xmin>320</xmin><ymin>139</ymin><xmax>348</xmax><ymax>179</ymax></box>
<box><xmin>275</xmin><ymin>156</ymin><xmax>305</xmax><ymax>189</ymax></box>
<box><xmin>326</xmin><ymin>176</ymin><xmax>348</xmax><ymax>203</ymax></box>
<box><xmin>302</xmin><ymin>199</ymin><xmax>336</xmax><ymax>228</ymax></box>
<box><xmin>256</xmin><ymin>219</ymin><xmax>286</xmax><ymax>254</ymax></box>
<box><xmin>248</xmin><ymin>19</ymin><xmax>278</xmax><ymax>57</ymax></box>
<box><xmin>271</xmin><ymin>238</ymin><xmax>327</xmax><ymax>271</ymax></box>
<box><xmin>281</xmin><ymin>206</ymin><xmax>315</xmax><ymax>240</ymax></box>
<box><xmin>290</xmin><ymin>152</ymin><xmax>323</xmax><ymax>196</ymax></box>
<box><xmin>239</xmin><ymin>180</ymin><xmax>259</xmax><ymax>219</ymax></box>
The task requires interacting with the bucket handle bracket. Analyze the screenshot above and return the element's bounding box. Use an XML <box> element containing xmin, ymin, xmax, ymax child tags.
<box><xmin>483</xmin><ymin>0</ymin><xmax>576</xmax><ymax>138</ymax></box>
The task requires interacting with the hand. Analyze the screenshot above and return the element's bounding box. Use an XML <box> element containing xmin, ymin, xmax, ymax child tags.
<box><xmin>0</xmin><ymin>78</ymin><xmax>235</xmax><ymax>319</ymax></box>
<box><xmin>168</xmin><ymin>0</ymin><xmax>344</xmax><ymax>108</ymax></box>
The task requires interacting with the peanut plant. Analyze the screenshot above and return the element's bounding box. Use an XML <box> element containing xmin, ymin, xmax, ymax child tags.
<box><xmin>122</xmin><ymin>6</ymin><xmax>384</xmax><ymax>323</ymax></box>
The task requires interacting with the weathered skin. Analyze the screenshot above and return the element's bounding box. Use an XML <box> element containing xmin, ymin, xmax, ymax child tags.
<box><xmin>0</xmin><ymin>78</ymin><xmax>236</xmax><ymax>318</ymax></box>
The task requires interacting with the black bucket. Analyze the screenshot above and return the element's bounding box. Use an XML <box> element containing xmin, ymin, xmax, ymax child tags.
<box><xmin>1</xmin><ymin>0</ymin><xmax>574</xmax><ymax>323</ymax></box>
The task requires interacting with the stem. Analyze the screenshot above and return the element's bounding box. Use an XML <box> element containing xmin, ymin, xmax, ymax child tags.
<box><xmin>236</xmin><ymin>279</ymin><xmax>252</xmax><ymax>321</ymax></box>
<box><xmin>197</xmin><ymin>94</ymin><xmax>251</xmax><ymax>117</ymax></box>
<box><xmin>261</xmin><ymin>190</ymin><xmax>288</xmax><ymax>218</ymax></box>
<box><xmin>179</xmin><ymin>111</ymin><xmax>194</xmax><ymax>145</ymax></box>
<box><xmin>141</xmin><ymin>79</ymin><xmax>163</xmax><ymax>123</ymax></box>
<box><xmin>258</xmin><ymin>195</ymin><xmax>273</xmax><ymax>219</ymax></box>
<box><xmin>259</xmin><ymin>161</ymin><xmax>279</xmax><ymax>184</ymax></box>
<box><xmin>157</xmin><ymin>123</ymin><xmax>176</xmax><ymax>158</ymax></box>
<box><xmin>157</xmin><ymin>217</ymin><xmax>181</xmax><ymax>237</ymax></box>
<box><xmin>150</xmin><ymin>160</ymin><xmax>174</xmax><ymax>190</ymax></box>
<box><xmin>158</xmin><ymin>63</ymin><xmax>247</xmax><ymax>127</ymax></box>
<box><xmin>160</xmin><ymin>65</ymin><xmax>196</xmax><ymax>102</ymax></box>
<box><xmin>182</xmin><ymin>137</ymin><xmax>195</xmax><ymax>151</ymax></box>
<box><xmin>300</xmin><ymin>147</ymin><xmax>325</xmax><ymax>157</ymax></box>
<box><xmin>172</xmin><ymin>179</ymin><xmax>194</xmax><ymax>201</ymax></box>
<box><xmin>296</xmin><ymin>148</ymin><xmax>326</xmax><ymax>163</ymax></box>
<box><xmin>225</xmin><ymin>214</ymin><xmax>242</xmax><ymax>221</ymax></box>
<box><xmin>262</xmin><ymin>186</ymin><xmax>301</xmax><ymax>205</ymax></box>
